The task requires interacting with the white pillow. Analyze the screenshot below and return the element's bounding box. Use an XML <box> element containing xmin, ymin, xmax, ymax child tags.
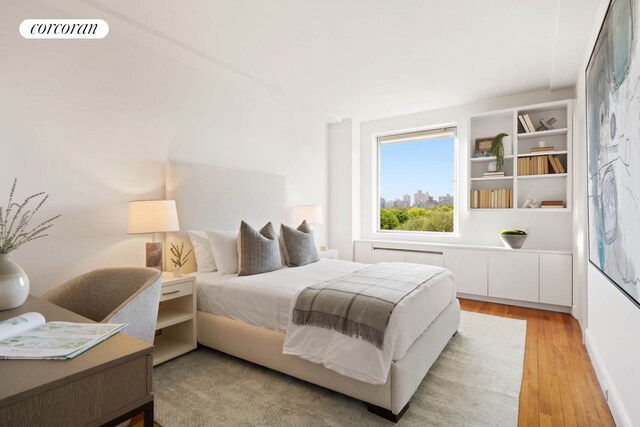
<box><xmin>188</xmin><ymin>231</ymin><xmax>216</xmax><ymax>273</ymax></box>
<box><xmin>209</xmin><ymin>231</ymin><xmax>239</xmax><ymax>274</ymax></box>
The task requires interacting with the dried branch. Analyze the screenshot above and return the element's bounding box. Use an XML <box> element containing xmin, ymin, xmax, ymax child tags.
<box><xmin>0</xmin><ymin>179</ymin><xmax>59</xmax><ymax>254</ymax></box>
<box><xmin>169</xmin><ymin>241</ymin><xmax>192</xmax><ymax>267</ymax></box>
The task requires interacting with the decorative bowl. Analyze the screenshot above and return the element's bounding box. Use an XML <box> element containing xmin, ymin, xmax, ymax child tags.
<box><xmin>499</xmin><ymin>234</ymin><xmax>528</xmax><ymax>249</ymax></box>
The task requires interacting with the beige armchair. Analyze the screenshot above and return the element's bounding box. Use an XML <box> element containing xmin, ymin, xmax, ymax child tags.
<box><xmin>43</xmin><ymin>267</ymin><xmax>162</xmax><ymax>344</ymax></box>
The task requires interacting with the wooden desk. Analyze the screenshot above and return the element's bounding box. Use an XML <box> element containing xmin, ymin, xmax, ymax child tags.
<box><xmin>0</xmin><ymin>296</ymin><xmax>154</xmax><ymax>427</ymax></box>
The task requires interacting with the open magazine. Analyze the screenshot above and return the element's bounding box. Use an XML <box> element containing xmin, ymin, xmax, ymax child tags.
<box><xmin>0</xmin><ymin>312</ymin><xmax>125</xmax><ymax>360</ymax></box>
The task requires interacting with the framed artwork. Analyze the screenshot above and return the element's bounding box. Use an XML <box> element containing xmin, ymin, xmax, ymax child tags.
<box><xmin>474</xmin><ymin>137</ymin><xmax>493</xmax><ymax>157</ymax></box>
<box><xmin>586</xmin><ymin>0</ymin><xmax>640</xmax><ymax>308</ymax></box>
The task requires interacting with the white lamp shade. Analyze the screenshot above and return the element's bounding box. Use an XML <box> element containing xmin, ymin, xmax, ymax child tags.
<box><xmin>295</xmin><ymin>205</ymin><xmax>323</xmax><ymax>225</ymax></box>
<box><xmin>127</xmin><ymin>200</ymin><xmax>180</xmax><ymax>234</ymax></box>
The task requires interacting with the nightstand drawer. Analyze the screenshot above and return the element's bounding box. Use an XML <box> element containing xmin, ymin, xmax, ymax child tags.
<box><xmin>160</xmin><ymin>281</ymin><xmax>192</xmax><ymax>302</ymax></box>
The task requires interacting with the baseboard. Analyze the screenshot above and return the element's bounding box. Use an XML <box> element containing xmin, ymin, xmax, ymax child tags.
<box><xmin>584</xmin><ymin>329</ymin><xmax>632</xmax><ymax>427</ymax></box>
<box><xmin>457</xmin><ymin>293</ymin><xmax>572</xmax><ymax>313</ymax></box>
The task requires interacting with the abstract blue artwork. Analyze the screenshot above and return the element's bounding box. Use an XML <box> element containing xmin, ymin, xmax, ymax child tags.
<box><xmin>587</xmin><ymin>0</ymin><xmax>640</xmax><ymax>308</ymax></box>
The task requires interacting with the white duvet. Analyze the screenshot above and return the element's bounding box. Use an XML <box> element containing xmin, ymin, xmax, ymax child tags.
<box><xmin>196</xmin><ymin>259</ymin><xmax>456</xmax><ymax>384</ymax></box>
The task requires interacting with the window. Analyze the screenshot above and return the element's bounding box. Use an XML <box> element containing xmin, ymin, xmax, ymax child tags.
<box><xmin>377</xmin><ymin>127</ymin><xmax>456</xmax><ymax>233</ymax></box>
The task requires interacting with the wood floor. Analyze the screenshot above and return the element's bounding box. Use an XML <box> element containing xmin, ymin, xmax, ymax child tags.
<box><xmin>460</xmin><ymin>299</ymin><xmax>614</xmax><ymax>427</ymax></box>
<box><xmin>132</xmin><ymin>299</ymin><xmax>614</xmax><ymax>427</ymax></box>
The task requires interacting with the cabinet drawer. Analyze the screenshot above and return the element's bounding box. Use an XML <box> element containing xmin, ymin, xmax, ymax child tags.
<box><xmin>160</xmin><ymin>281</ymin><xmax>192</xmax><ymax>302</ymax></box>
<box><xmin>444</xmin><ymin>249</ymin><xmax>488</xmax><ymax>296</ymax></box>
<box><xmin>371</xmin><ymin>249</ymin><xmax>406</xmax><ymax>263</ymax></box>
<box><xmin>539</xmin><ymin>253</ymin><xmax>572</xmax><ymax>306</ymax></box>
<box><xmin>488</xmin><ymin>252</ymin><xmax>539</xmax><ymax>303</ymax></box>
<box><xmin>405</xmin><ymin>251</ymin><xmax>444</xmax><ymax>267</ymax></box>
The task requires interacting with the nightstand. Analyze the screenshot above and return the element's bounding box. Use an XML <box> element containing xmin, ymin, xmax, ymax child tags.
<box><xmin>153</xmin><ymin>273</ymin><xmax>197</xmax><ymax>366</ymax></box>
<box><xmin>319</xmin><ymin>249</ymin><xmax>339</xmax><ymax>259</ymax></box>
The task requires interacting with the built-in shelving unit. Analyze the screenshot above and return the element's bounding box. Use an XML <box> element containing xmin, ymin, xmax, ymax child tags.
<box><xmin>468</xmin><ymin>100</ymin><xmax>572</xmax><ymax>211</ymax></box>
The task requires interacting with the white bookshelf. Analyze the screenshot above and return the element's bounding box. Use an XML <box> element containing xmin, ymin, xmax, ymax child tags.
<box><xmin>468</xmin><ymin>100</ymin><xmax>572</xmax><ymax>211</ymax></box>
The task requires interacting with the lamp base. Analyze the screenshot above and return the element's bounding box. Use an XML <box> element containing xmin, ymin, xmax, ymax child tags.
<box><xmin>146</xmin><ymin>242</ymin><xmax>162</xmax><ymax>270</ymax></box>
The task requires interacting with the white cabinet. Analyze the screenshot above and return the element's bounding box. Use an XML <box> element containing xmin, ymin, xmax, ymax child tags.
<box><xmin>370</xmin><ymin>248</ymin><xmax>444</xmax><ymax>266</ymax></box>
<box><xmin>371</xmin><ymin>249</ymin><xmax>406</xmax><ymax>263</ymax></box>
<box><xmin>353</xmin><ymin>241</ymin><xmax>572</xmax><ymax>310</ymax></box>
<box><xmin>405</xmin><ymin>251</ymin><xmax>444</xmax><ymax>267</ymax></box>
<box><xmin>539</xmin><ymin>253</ymin><xmax>572</xmax><ymax>306</ymax></box>
<box><xmin>444</xmin><ymin>249</ymin><xmax>488</xmax><ymax>296</ymax></box>
<box><xmin>155</xmin><ymin>274</ymin><xmax>197</xmax><ymax>366</ymax></box>
<box><xmin>488</xmin><ymin>252</ymin><xmax>539</xmax><ymax>303</ymax></box>
<box><xmin>319</xmin><ymin>249</ymin><xmax>339</xmax><ymax>259</ymax></box>
<box><xmin>354</xmin><ymin>241</ymin><xmax>372</xmax><ymax>263</ymax></box>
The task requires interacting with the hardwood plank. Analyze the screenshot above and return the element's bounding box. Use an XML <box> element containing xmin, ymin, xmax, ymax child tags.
<box><xmin>458</xmin><ymin>298</ymin><xmax>614</xmax><ymax>427</ymax></box>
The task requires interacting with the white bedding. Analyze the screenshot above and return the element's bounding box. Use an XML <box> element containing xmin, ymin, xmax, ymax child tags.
<box><xmin>196</xmin><ymin>259</ymin><xmax>456</xmax><ymax>379</ymax></box>
<box><xmin>197</xmin><ymin>260</ymin><xmax>363</xmax><ymax>331</ymax></box>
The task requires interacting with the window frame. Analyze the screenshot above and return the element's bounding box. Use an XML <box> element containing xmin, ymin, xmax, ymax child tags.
<box><xmin>374</xmin><ymin>125</ymin><xmax>459</xmax><ymax>237</ymax></box>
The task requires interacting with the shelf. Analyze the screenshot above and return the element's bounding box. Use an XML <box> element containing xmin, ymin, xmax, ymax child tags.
<box><xmin>518</xmin><ymin>173</ymin><xmax>568</xmax><ymax>180</ymax></box>
<box><xmin>469</xmin><ymin>100</ymin><xmax>571</xmax><ymax>216</ymax></box>
<box><xmin>156</xmin><ymin>308</ymin><xmax>194</xmax><ymax>330</ymax></box>
<box><xmin>470</xmin><ymin>176</ymin><xmax>513</xmax><ymax>181</ymax></box>
<box><xmin>517</xmin><ymin>128</ymin><xmax>568</xmax><ymax>139</ymax></box>
<box><xmin>470</xmin><ymin>155</ymin><xmax>514</xmax><ymax>162</ymax></box>
<box><xmin>517</xmin><ymin>150</ymin><xmax>567</xmax><ymax>158</ymax></box>
<box><xmin>153</xmin><ymin>335</ymin><xmax>196</xmax><ymax>366</ymax></box>
<box><xmin>514</xmin><ymin>208</ymin><xmax>569</xmax><ymax>212</ymax></box>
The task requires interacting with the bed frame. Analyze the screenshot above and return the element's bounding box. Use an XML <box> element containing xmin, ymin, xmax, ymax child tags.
<box><xmin>197</xmin><ymin>299</ymin><xmax>460</xmax><ymax>421</ymax></box>
<box><xmin>165</xmin><ymin>161</ymin><xmax>461</xmax><ymax>421</ymax></box>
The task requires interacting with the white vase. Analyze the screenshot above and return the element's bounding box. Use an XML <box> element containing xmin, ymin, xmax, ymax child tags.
<box><xmin>502</xmin><ymin>136</ymin><xmax>512</xmax><ymax>155</ymax></box>
<box><xmin>0</xmin><ymin>254</ymin><xmax>30</xmax><ymax>311</ymax></box>
<box><xmin>173</xmin><ymin>266</ymin><xmax>184</xmax><ymax>278</ymax></box>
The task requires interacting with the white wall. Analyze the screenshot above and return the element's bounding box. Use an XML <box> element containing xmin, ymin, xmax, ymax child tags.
<box><xmin>586</xmin><ymin>265</ymin><xmax>640</xmax><ymax>426</ymax></box>
<box><xmin>328</xmin><ymin>119</ymin><xmax>360</xmax><ymax>260</ymax></box>
<box><xmin>578</xmin><ymin>1</ymin><xmax>640</xmax><ymax>425</ymax></box>
<box><xmin>354</xmin><ymin>89</ymin><xmax>576</xmax><ymax>251</ymax></box>
<box><xmin>1</xmin><ymin>1</ymin><xmax>327</xmax><ymax>295</ymax></box>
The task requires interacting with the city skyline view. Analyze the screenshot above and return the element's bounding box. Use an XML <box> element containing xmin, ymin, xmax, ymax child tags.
<box><xmin>379</xmin><ymin>136</ymin><xmax>455</xmax><ymax>205</ymax></box>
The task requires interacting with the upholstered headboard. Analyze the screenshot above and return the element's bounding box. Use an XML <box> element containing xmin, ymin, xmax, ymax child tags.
<box><xmin>165</xmin><ymin>161</ymin><xmax>287</xmax><ymax>273</ymax></box>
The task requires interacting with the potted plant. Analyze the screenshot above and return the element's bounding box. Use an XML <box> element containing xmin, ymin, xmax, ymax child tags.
<box><xmin>491</xmin><ymin>133</ymin><xmax>508</xmax><ymax>172</ymax></box>
<box><xmin>0</xmin><ymin>179</ymin><xmax>60</xmax><ymax>310</ymax></box>
<box><xmin>499</xmin><ymin>229</ymin><xmax>528</xmax><ymax>249</ymax></box>
<box><xmin>170</xmin><ymin>241</ymin><xmax>192</xmax><ymax>277</ymax></box>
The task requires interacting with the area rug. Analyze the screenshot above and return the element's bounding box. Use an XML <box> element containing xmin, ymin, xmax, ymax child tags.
<box><xmin>153</xmin><ymin>311</ymin><xmax>526</xmax><ymax>426</ymax></box>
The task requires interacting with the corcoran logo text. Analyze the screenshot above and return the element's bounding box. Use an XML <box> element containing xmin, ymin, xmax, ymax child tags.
<box><xmin>20</xmin><ymin>19</ymin><xmax>109</xmax><ymax>39</ymax></box>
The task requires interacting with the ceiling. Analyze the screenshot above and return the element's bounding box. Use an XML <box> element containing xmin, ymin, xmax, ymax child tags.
<box><xmin>71</xmin><ymin>0</ymin><xmax>600</xmax><ymax>121</ymax></box>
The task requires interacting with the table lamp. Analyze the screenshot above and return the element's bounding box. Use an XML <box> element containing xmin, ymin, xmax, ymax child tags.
<box><xmin>295</xmin><ymin>205</ymin><xmax>325</xmax><ymax>250</ymax></box>
<box><xmin>128</xmin><ymin>200</ymin><xmax>180</xmax><ymax>270</ymax></box>
<box><xmin>295</xmin><ymin>204</ymin><xmax>323</xmax><ymax>226</ymax></box>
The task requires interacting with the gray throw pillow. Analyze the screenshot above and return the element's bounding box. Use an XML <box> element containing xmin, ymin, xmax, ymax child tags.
<box><xmin>238</xmin><ymin>221</ymin><xmax>283</xmax><ymax>276</ymax></box>
<box><xmin>280</xmin><ymin>220</ymin><xmax>320</xmax><ymax>267</ymax></box>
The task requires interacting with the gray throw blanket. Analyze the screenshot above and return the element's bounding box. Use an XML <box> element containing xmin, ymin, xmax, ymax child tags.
<box><xmin>292</xmin><ymin>262</ymin><xmax>447</xmax><ymax>349</ymax></box>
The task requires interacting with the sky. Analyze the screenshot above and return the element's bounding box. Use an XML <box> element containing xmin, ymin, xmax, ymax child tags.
<box><xmin>379</xmin><ymin>136</ymin><xmax>455</xmax><ymax>201</ymax></box>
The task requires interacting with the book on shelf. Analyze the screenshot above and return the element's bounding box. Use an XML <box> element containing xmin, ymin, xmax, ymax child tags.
<box><xmin>518</xmin><ymin>154</ymin><xmax>565</xmax><ymax>176</ymax></box>
<box><xmin>470</xmin><ymin>188</ymin><xmax>513</xmax><ymax>209</ymax></box>
<box><xmin>523</xmin><ymin>114</ymin><xmax>536</xmax><ymax>133</ymax></box>
<box><xmin>0</xmin><ymin>312</ymin><xmax>125</xmax><ymax>360</ymax></box>
<box><xmin>541</xmin><ymin>200</ymin><xmax>564</xmax><ymax>209</ymax></box>
<box><xmin>518</xmin><ymin>115</ymin><xmax>530</xmax><ymax>133</ymax></box>
<box><xmin>530</xmin><ymin>146</ymin><xmax>555</xmax><ymax>153</ymax></box>
<box><xmin>548</xmin><ymin>155</ymin><xmax>561</xmax><ymax>173</ymax></box>
<box><xmin>483</xmin><ymin>171</ymin><xmax>505</xmax><ymax>177</ymax></box>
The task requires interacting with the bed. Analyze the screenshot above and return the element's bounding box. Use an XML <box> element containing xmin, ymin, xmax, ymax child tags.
<box><xmin>165</xmin><ymin>161</ymin><xmax>460</xmax><ymax>421</ymax></box>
